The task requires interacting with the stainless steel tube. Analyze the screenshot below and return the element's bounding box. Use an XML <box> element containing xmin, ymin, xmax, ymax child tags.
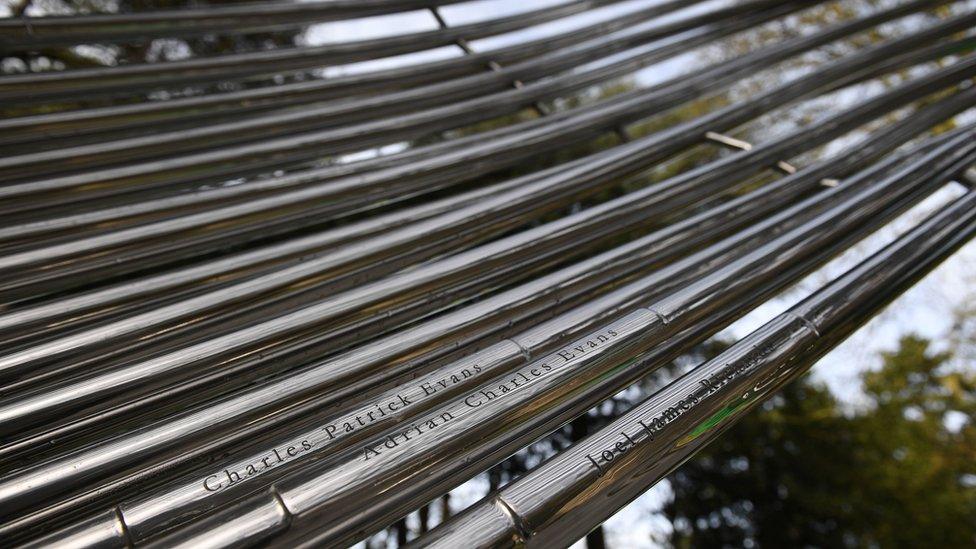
<box><xmin>1</xmin><ymin>3</ymin><xmax>973</xmax><ymax>547</ymax></box>
<box><xmin>1</xmin><ymin>16</ymin><xmax>968</xmax><ymax>308</ymax></box>
<box><xmin>0</xmin><ymin>143</ymin><xmax>808</xmax><ymax>545</ymax></box>
<box><xmin>0</xmin><ymin>80</ymin><xmax>965</xmax><ymax>385</ymax></box>
<box><xmin>0</xmin><ymin>162</ymin><xmax>555</xmax><ymax>350</ymax></box>
<box><xmin>0</xmin><ymin>0</ymin><xmax>886</xmax><ymax>266</ymax></box>
<box><xmin>411</xmin><ymin>186</ymin><xmax>976</xmax><ymax>549</ymax></box>
<box><xmin>0</xmin><ymin>0</ymin><xmax>712</xmax><ymax>146</ymax></box>
<box><xmin>0</xmin><ymin>0</ymin><xmax>804</xmax><ymax>183</ymax></box>
<box><xmin>0</xmin><ymin>0</ymin><xmax>701</xmax><ymax>108</ymax></box>
<box><xmin>0</xmin><ymin>3</ymin><xmax>965</xmax><ymax>229</ymax></box>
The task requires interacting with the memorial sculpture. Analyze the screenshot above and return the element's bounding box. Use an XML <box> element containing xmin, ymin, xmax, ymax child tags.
<box><xmin>0</xmin><ymin>0</ymin><xmax>973</xmax><ymax>546</ymax></box>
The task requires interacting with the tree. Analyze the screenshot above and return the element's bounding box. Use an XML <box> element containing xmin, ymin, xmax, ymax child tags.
<box><xmin>665</xmin><ymin>334</ymin><xmax>976</xmax><ymax>549</ymax></box>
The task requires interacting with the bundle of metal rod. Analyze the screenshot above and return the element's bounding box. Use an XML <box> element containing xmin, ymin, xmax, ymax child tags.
<box><xmin>1</xmin><ymin>0</ymin><xmax>962</xmax><ymax>154</ymax></box>
<box><xmin>0</xmin><ymin>0</ymin><xmax>704</xmax><ymax>140</ymax></box>
<box><xmin>410</xmin><ymin>183</ymin><xmax>976</xmax><ymax>549</ymax></box>
<box><xmin>0</xmin><ymin>0</ymin><xmax>473</xmax><ymax>48</ymax></box>
<box><xmin>0</xmin><ymin>7</ymin><xmax>967</xmax><ymax>310</ymax></box>
<box><xmin>122</xmin><ymin>128</ymin><xmax>976</xmax><ymax>549</ymax></box>
<box><xmin>0</xmin><ymin>0</ymin><xmax>806</xmax><ymax>180</ymax></box>
<box><xmin>2</xmin><ymin>26</ymin><xmax>967</xmax><ymax>271</ymax></box>
<box><xmin>0</xmin><ymin>0</ymin><xmax>686</xmax><ymax>103</ymax></box>
<box><xmin>2</xmin><ymin>25</ymin><xmax>960</xmax><ymax>304</ymax></box>
<box><xmin>3</xmin><ymin>2</ymin><xmax>975</xmax><ymax>546</ymax></box>
<box><xmin>0</xmin><ymin>0</ymin><xmax>812</xmax><ymax>191</ymax></box>
<box><xmin>2</xmin><ymin>59</ymin><xmax>969</xmax><ymax>463</ymax></box>
<box><xmin>2</xmin><ymin>113</ymin><xmax>966</xmax><ymax>545</ymax></box>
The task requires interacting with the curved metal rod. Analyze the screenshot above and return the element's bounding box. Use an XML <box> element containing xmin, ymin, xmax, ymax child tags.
<box><xmin>0</xmin><ymin>161</ymin><xmax>548</xmax><ymax>349</ymax></box>
<box><xmin>0</xmin><ymin>57</ymin><xmax>965</xmax><ymax>379</ymax></box>
<box><xmin>0</xmin><ymin>9</ymin><xmax>963</xmax><ymax>306</ymax></box>
<box><xmin>0</xmin><ymin>139</ymin><xmax>817</xmax><ymax>545</ymax></box>
<box><xmin>1</xmin><ymin>5</ymin><xmax>968</xmax><ymax>218</ymax></box>
<box><xmin>4</xmin><ymin>118</ymin><xmax>960</xmax><ymax>546</ymax></box>
<box><xmin>0</xmin><ymin>0</ymin><xmax>472</xmax><ymax>49</ymax></box>
<box><xmin>410</xmin><ymin>187</ymin><xmax>976</xmax><ymax>549</ymax></box>
<box><xmin>0</xmin><ymin>26</ymin><xmax>966</xmax><ymax>294</ymax></box>
<box><xmin>0</xmin><ymin>0</ymin><xmax>798</xmax><ymax>181</ymax></box>
<box><xmin>0</xmin><ymin>0</ymin><xmax>878</xmax><ymax>238</ymax></box>
<box><xmin>0</xmin><ymin>57</ymin><xmax>964</xmax><ymax>442</ymax></box>
<box><xmin>0</xmin><ymin>0</ymin><xmax>669</xmax><ymax>103</ymax></box>
<box><xmin>133</xmin><ymin>129</ymin><xmax>976</xmax><ymax>549</ymax></box>
<box><xmin>0</xmin><ymin>0</ymin><xmax>705</xmax><ymax>142</ymax></box>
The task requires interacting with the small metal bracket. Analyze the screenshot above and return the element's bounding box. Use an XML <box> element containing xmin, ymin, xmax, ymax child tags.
<box><xmin>431</xmin><ymin>8</ymin><xmax>547</xmax><ymax>116</ymax></box>
<box><xmin>704</xmin><ymin>131</ymin><xmax>837</xmax><ymax>187</ymax></box>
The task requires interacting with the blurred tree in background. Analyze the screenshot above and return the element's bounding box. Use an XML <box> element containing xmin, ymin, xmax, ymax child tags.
<box><xmin>665</xmin><ymin>333</ymin><xmax>976</xmax><ymax>549</ymax></box>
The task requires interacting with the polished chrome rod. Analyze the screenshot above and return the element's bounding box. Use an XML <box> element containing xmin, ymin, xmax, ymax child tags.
<box><xmin>1</xmin><ymin>61</ymin><xmax>967</xmax><ymax>451</ymax></box>
<box><xmin>1</xmin><ymin>16</ymin><xmax>967</xmax><ymax>309</ymax></box>
<box><xmin>6</xmin><ymin>118</ymin><xmax>949</xmax><ymax>542</ymax></box>
<box><xmin>0</xmin><ymin>0</ymin><xmax>802</xmax><ymax>182</ymax></box>
<box><xmin>13</xmin><ymin>120</ymin><xmax>967</xmax><ymax>548</ymax></box>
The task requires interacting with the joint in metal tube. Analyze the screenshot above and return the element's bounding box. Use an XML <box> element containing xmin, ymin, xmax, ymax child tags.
<box><xmin>22</xmin><ymin>508</ymin><xmax>129</xmax><ymax>549</ymax></box>
<box><xmin>786</xmin><ymin>311</ymin><xmax>822</xmax><ymax>338</ymax></box>
<box><xmin>504</xmin><ymin>338</ymin><xmax>534</xmax><ymax>362</ymax></box>
<box><xmin>492</xmin><ymin>495</ymin><xmax>535</xmax><ymax>545</ymax></box>
<box><xmin>962</xmin><ymin>166</ymin><xmax>976</xmax><ymax>188</ymax></box>
<box><xmin>642</xmin><ymin>306</ymin><xmax>671</xmax><ymax>326</ymax></box>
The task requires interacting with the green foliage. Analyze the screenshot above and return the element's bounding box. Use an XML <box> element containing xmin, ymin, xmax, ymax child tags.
<box><xmin>665</xmin><ymin>334</ymin><xmax>976</xmax><ymax>549</ymax></box>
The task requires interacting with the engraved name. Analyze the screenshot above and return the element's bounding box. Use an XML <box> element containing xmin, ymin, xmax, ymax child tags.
<box><xmin>360</xmin><ymin>326</ymin><xmax>620</xmax><ymax>461</ymax></box>
<box><xmin>585</xmin><ymin>342</ymin><xmax>776</xmax><ymax>476</ymax></box>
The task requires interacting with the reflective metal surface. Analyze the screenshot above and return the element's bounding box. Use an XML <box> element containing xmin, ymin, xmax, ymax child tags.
<box><xmin>412</xmin><ymin>187</ymin><xmax>976</xmax><ymax>549</ymax></box>
<box><xmin>3</xmin><ymin>59</ymin><xmax>970</xmax><ymax>461</ymax></box>
<box><xmin>0</xmin><ymin>0</ymin><xmax>704</xmax><ymax>144</ymax></box>
<box><xmin>136</xmin><ymin>131</ymin><xmax>976</xmax><ymax>548</ymax></box>
<box><xmin>0</xmin><ymin>8</ymin><xmax>966</xmax><ymax>308</ymax></box>
<box><xmin>2</xmin><ymin>1</ymin><xmax>974</xmax><ymax>546</ymax></box>
<box><xmin>0</xmin><ymin>0</ymin><xmax>642</xmax><ymax>97</ymax></box>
